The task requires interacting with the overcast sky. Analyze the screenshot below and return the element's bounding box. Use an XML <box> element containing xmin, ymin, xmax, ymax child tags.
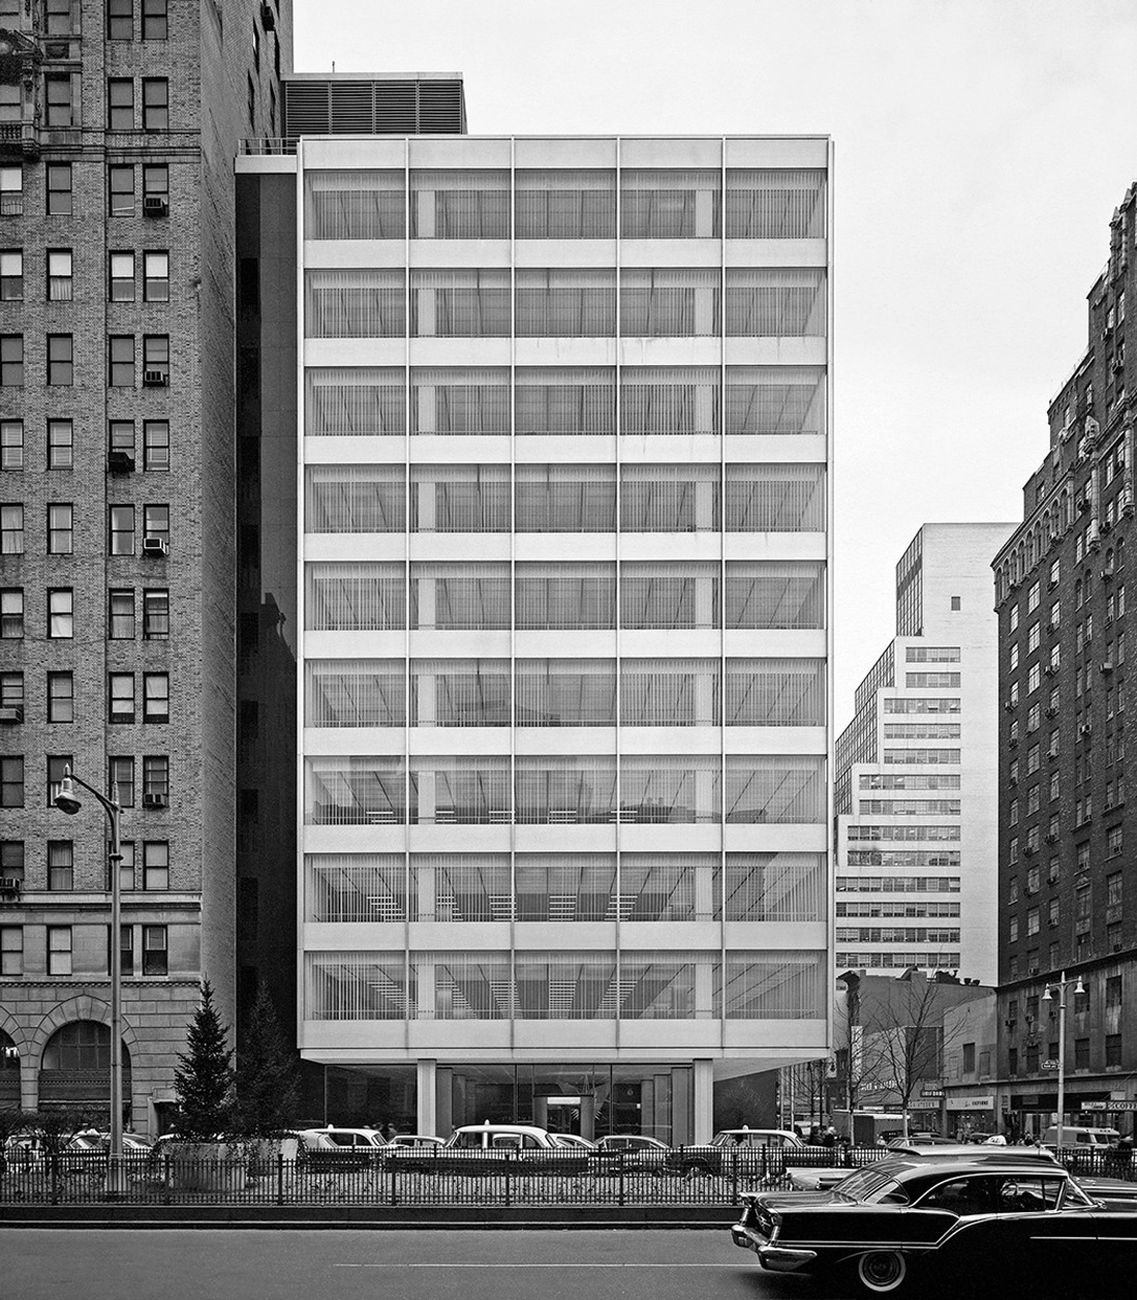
<box><xmin>295</xmin><ymin>0</ymin><xmax>1137</xmax><ymax>727</ymax></box>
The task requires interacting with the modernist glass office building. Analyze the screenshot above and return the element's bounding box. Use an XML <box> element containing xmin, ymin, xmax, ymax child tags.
<box><xmin>238</xmin><ymin>130</ymin><xmax>833</xmax><ymax>1140</ymax></box>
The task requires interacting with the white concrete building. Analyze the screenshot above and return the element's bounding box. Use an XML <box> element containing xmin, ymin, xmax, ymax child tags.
<box><xmin>240</xmin><ymin>131</ymin><xmax>833</xmax><ymax>1141</ymax></box>
<box><xmin>834</xmin><ymin>524</ymin><xmax>1014</xmax><ymax>985</ymax></box>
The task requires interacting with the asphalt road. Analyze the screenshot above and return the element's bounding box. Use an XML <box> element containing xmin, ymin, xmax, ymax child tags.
<box><xmin>3</xmin><ymin>1228</ymin><xmax>828</xmax><ymax>1300</ymax></box>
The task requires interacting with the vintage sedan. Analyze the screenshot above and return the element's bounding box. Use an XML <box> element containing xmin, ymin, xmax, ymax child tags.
<box><xmin>731</xmin><ymin>1156</ymin><xmax>1137</xmax><ymax>1296</ymax></box>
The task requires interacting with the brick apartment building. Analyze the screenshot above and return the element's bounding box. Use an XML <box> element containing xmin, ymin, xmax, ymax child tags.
<box><xmin>0</xmin><ymin>0</ymin><xmax>291</xmax><ymax>1133</ymax></box>
<box><xmin>992</xmin><ymin>182</ymin><xmax>1137</xmax><ymax>1137</ymax></box>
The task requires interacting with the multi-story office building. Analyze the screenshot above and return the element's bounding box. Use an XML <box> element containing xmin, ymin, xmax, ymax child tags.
<box><xmin>992</xmin><ymin>183</ymin><xmax>1137</xmax><ymax>1137</ymax></box>
<box><xmin>237</xmin><ymin>127</ymin><xmax>834</xmax><ymax>1139</ymax></box>
<box><xmin>0</xmin><ymin>1</ymin><xmax>291</xmax><ymax>1130</ymax></box>
<box><xmin>835</xmin><ymin>523</ymin><xmax>1012</xmax><ymax>985</ymax></box>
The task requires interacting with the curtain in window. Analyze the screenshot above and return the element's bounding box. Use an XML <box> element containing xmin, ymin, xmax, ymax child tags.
<box><xmin>514</xmin><ymin>853</ymin><xmax>617</xmax><ymax>920</ymax></box>
<box><xmin>409</xmin><ymin>464</ymin><xmax>511</xmax><ymax>532</ymax></box>
<box><xmin>621</xmin><ymin>367</ymin><xmax>719</xmax><ymax>436</ymax></box>
<box><xmin>411</xmin><ymin>854</ymin><xmax>511</xmax><ymax>921</ymax></box>
<box><xmin>621</xmin><ymin>561</ymin><xmax>720</xmax><ymax>629</ymax></box>
<box><xmin>410</xmin><ymin>268</ymin><xmax>511</xmax><ymax>337</ymax></box>
<box><xmin>305</xmin><ymin>952</ymin><xmax>412</xmax><ymax>1019</ymax></box>
<box><xmin>305</xmin><ymin>659</ymin><xmax>406</xmax><ymax>727</ymax></box>
<box><xmin>726</xmin><ymin>268</ymin><xmax>826</xmax><ymax>337</ymax></box>
<box><xmin>515</xmin><ymin>366</ymin><xmax>616</xmax><ymax>436</ymax></box>
<box><xmin>304</xmin><ymin>755</ymin><xmax>406</xmax><ymax>825</ymax></box>
<box><xmin>725</xmin><ymin>462</ymin><xmax>825</xmax><ymax>531</ymax></box>
<box><xmin>723</xmin><ymin>852</ymin><xmax>826</xmax><ymax>921</ymax></box>
<box><xmin>725</xmin><ymin>169</ymin><xmax>826</xmax><ymax>239</ymax></box>
<box><xmin>620</xmin><ymin>463</ymin><xmax>720</xmax><ymax>532</ymax></box>
<box><xmin>407</xmin><ymin>755</ymin><xmax>511</xmax><ymax>825</ymax></box>
<box><xmin>411</xmin><ymin>367</ymin><xmax>510</xmax><ymax>435</ymax></box>
<box><xmin>725</xmin><ymin>658</ymin><xmax>826</xmax><ymax>726</ymax></box>
<box><xmin>409</xmin><ymin>169</ymin><xmax>510</xmax><ymax>239</ymax></box>
<box><xmin>515</xmin><ymin>562</ymin><xmax>616</xmax><ymax>630</ymax></box>
<box><xmin>514</xmin><ymin>463</ymin><xmax>616</xmax><ymax>531</ymax></box>
<box><xmin>410</xmin><ymin>658</ymin><xmax>511</xmax><ymax>726</ymax></box>
<box><xmin>409</xmin><ymin>562</ymin><xmax>511</xmax><ymax>629</ymax></box>
<box><xmin>620</xmin><ymin>658</ymin><xmax>720</xmax><ymax>726</ymax></box>
<box><xmin>515</xmin><ymin>268</ymin><xmax>616</xmax><ymax>336</ymax></box>
<box><xmin>514</xmin><ymin>169</ymin><xmax>616</xmax><ymax>239</ymax></box>
<box><xmin>618</xmin><ymin>853</ymin><xmax>719</xmax><ymax>920</ymax></box>
<box><xmin>725</xmin><ymin>561</ymin><xmax>825</xmax><ymax>629</ymax></box>
<box><xmin>620</xmin><ymin>267</ymin><xmax>721</xmax><ymax>336</ymax></box>
<box><xmin>305</xmin><ymin>464</ymin><xmax>406</xmax><ymax>533</ymax></box>
<box><xmin>514</xmin><ymin>658</ymin><xmax>616</xmax><ymax>726</ymax></box>
<box><xmin>305</xmin><ymin>368</ymin><xmax>405</xmax><ymax>436</ymax></box>
<box><xmin>305</xmin><ymin>269</ymin><xmax>405</xmax><ymax>338</ymax></box>
<box><xmin>422</xmin><ymin>951</ymin><xmax>513</xmax><ymax>1019</ymax></box>
<box><xmin>515</xmin><ymin>951</ymin><xmax>619</xmax><ymax>1019</ymax></box>
<box><xmin>619</xmin><ymin>950</ymin><xmax>717</xmax><ymax>1019</ymax></box>
<box><xmin>725</xmin><ymin>755</ymin><xmax>825</xmax><ymax>823</ymax></box>
<box><xmin>305</xmin><ymin>853</ymin><xmax>408</xmax><ymax>921</ymax></box>
<box><xmin>515</xmin><ymin>756</ymin><xmax>617</xmax><ymax>824</ymax></box>
<box><xmin>725</xmin><ymin>366</ymin><xmax>825</xmax><ymax>436</ymax></box>
<box><xmin>305</xmin><ymin>562</ymin><xmax>405</xmax><ymax>630</ymax></box>
<box><xmin>720</xmin><ymin>950</ymin><xmax>825</xmax><ymax>1018</ymax></box>
<box><xmin>619</xmin><ymin>753</ymin><xmax>720</xmax><ymax>823</ymax></box>
<box><xmin>304</xmin><ymin>169</ymin><xmax>406</xmax><ymax>240</ymax></box>
<box><xmin>621</xmin><ymin>169</ymin><xmax>721</xmax><ymax>238</ymax></box>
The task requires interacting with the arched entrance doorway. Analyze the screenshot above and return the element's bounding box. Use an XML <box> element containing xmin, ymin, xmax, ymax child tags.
<box><xmin>38</xmin><ymin>1022</ymin><xmax>132</xmax><ymax>1127</ymax></box>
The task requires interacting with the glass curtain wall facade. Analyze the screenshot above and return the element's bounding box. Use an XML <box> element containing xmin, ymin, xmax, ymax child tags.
<box><xmin>283</xmin><ymin>135</ymin><xmax>832</xmax><ymax>1139</ymax></box>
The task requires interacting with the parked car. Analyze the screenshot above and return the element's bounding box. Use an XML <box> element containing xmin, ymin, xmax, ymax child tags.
<box><xmin>786</xmin><ymin>1142</ymin><xmax>1059</xmax><ymax>1191</ymax></box>
<box><xmin>437</xmin><ymin>1123</ymin><xmax>589</xmax><ymax>1174</ymax></box>
<box><xmin>385</xmin><ymin>1133</ymin><xmax>445</xmax><ymax>1150</ymax></box>
<box><xmin>296</xmin><ymin>1126</ymin><xmax>387</xmax><ymax>1172</ymax></box>
<box><xmin>668</xmin><ymin>1127</ymin><xmax>803</xmax><ymax>1176</ymax></box>
<box><xmin>549</xmin><ymin>1133</ymin><xmax>595</xmax><ymax>1151</ymax></box>
<box><xmin>732</xmin><ymin>1155</ymin><xmax>1136</xmax><ymax>1296</ymax></box>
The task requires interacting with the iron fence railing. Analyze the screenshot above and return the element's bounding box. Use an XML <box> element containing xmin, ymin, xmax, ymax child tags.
<box><xmin>0</xmin><ymin>1144</ymin><xmax>1132</xmax><ymax>1207</ymax></box>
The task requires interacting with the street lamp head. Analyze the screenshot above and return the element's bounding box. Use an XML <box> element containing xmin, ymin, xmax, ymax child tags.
<box><xmin>1041</xmin><ymin>986</ymin><xmax>1052</xmax><ymax>1001</ymax></box>
<box><xmin>1073</xmin><ymin>979</ymin><xmax>1086</xmax><ymax>996</ymax></box>
<box><xmin>53</xmin><ymin>772</ymin><xmax>82</xmax><ymax>816</ymax></box>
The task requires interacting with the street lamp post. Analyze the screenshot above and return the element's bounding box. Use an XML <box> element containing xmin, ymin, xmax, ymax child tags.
<box><xmin>1041</xmin><ymin>970</ymin><xmax>1085</xmax><ymax>1152</ymax></box>
<box><xmin>53</xmin><ymin>765</ymin><xmax>124</xmax><ymax>1194</ymax></box>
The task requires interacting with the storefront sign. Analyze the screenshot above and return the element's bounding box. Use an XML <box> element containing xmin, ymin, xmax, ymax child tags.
<box><xmin>946</xmin><ymin>1095</ymin><xmax>995</xmax><ymax>1110</ymax></box>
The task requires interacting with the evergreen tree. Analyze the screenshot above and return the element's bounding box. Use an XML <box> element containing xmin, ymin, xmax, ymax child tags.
<box><xmin>233</xmin><ymin>984</ymin><xmax>300</xmax><ymax>1137</ymax></box>
<box><xmin>172</xmin><ymin>980</ymin><xmax>234</xmax><ymax>1139</ymax></box>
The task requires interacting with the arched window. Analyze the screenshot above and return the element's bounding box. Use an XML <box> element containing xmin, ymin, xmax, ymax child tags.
<box><xmin>41</xmin><ymin>1021</ymin><xmax>130</xmax><ymax>1072</ymax></box>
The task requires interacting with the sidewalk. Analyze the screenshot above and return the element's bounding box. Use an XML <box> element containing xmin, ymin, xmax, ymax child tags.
<box><xmin>0</xmin><ymin>1203</ymin><xmax>739</xmax><ymax>1230</ymax></box>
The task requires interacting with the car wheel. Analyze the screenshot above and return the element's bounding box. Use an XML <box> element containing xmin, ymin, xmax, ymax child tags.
<box><xmin>854</xmin><ymin>1250</ymin><xmax>909</xmax><ymax>1295</ymax></box>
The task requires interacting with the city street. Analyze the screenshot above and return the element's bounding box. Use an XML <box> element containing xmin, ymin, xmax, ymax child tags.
<box><xmin>4</xmin><ymin>1228</ymin><xmax>817</xmax><ymax>1300</ymax></box>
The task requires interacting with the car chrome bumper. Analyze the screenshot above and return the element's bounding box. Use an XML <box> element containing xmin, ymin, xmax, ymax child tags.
<box><xmin>731</xmin><ymin>1224</ymin><xmax>817</xmax><ymax>1273</ymax></box>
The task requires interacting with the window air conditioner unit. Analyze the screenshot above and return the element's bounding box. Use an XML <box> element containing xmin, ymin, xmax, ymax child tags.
<box><xmin>1045</xmin><ymin>832</ymin><xmax>1059</xmax><ymax>844</ymax></box>
<box><xmin>1102</xmin><ymin>566</ymin><xmax>1115</xmax><ymax>580</ymax></box>
<box><xmin>1079</xmin><ymin>722</ymin><xmax>1092</xmax><ymax>737</ymax></box>
<box><xmin>1004</xmin><ymin>700</ymin><xmax>1016</xmax><ymax>712</ymax></box>
<box><xmin>0</xmin><ymin>706</ymin><xmax>22</xmax><ymax>723</ymax></box>
<box><xmin>0</xmin><ymin>876</ymin><xmax>20</xmax><ymax>899</ymax></box>
<box><xmin>1078</xmin><ymin>497</ymin><xmax>1090</xmax><ymax>512</ymax></box>
<box><xmin>260</xmin><ymin>2</ymin><xmax>276</xmax><ymax>30</ymax></box>
<box><xmin>142</xmin><ymin>370</ymin><xmax>168</xmax><ymax>387</ymax></box>
<box><xmin>1044</xmin><ymin>707</ymin><xmax>1058</xmax><ymax>719</ymax></box>
<box><xmin>1043</xmin><ymin>665</ymin><xmax>1057</xmax><ymax>677</ymax></box>
<box><xmin>143</xmin><ymin>196</ymin><xmax>168</xmax><ymax>217</ymax></box>
<box><xmin>1101</xmin><ymin>661</ymin><xmax>1114</xmax><ymax>674</ymax></box>
<box><xmin>143</xmin><ymin>792</ymin><xmax>167</xmax><ymax>809</ymax></box>
<box><xmin>1047</xmin><ymin>578</ymin><xmax>1059</xmax><ymax>590</ymax></box>
<box><xmin>107</xmin><ymin>450</ymin><xmax>135</xmax><ymax>473</ymax></box>
<box><xmin>1101</xmin><ymin>521</ymin><xmax>1113</xmax><ymax>535</ymax></box>
<box><xmin>1024</xmin><ymin>844</ymin><xmax>1037</xmax><ymax>857</ymax></box>
<box><xmin>141</xmin><ymin>535</ymin><xmax>169</xmax><ymax>557</ymax></box>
